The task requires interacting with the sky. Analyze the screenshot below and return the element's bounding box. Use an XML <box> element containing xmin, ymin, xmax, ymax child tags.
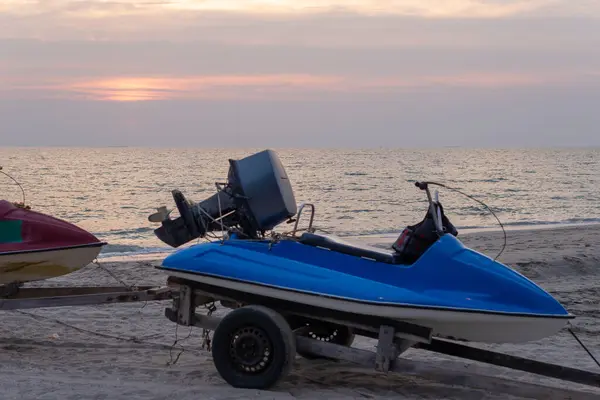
<box><xmin>1</xmin><ymin>0</ymin><xmax>599</xmax><ymax>147</ymax></box>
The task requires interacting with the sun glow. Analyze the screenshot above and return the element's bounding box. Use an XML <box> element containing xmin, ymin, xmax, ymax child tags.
<box><xmin>64</xmin><ymin>75</ymin><xmax>344</xmax><ymax>102</ymax></box>
<box><xmin>68</xmin><ymin>78</ymin><xmax>179</xmax><ymax>102</ymax></box>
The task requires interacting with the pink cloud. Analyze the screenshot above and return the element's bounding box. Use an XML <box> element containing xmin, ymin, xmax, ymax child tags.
<box><xmin>0</xmin><ymin>72</ymin><xmax>593</xmax><ymax>102</ymax></box>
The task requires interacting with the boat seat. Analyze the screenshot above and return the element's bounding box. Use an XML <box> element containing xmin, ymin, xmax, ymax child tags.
<box><xmin>299</xmin><ymin>232</ymin><xmax>401</xmax><ymax>264</ymax></box>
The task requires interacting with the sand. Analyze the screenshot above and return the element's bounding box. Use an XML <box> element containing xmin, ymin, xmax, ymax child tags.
<box><xmin>1</xmin><ymin>224</ymin><xmax>600</xmax><ymax>399</ymax></box>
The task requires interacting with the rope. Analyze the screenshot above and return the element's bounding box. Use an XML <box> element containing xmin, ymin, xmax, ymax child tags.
<box><xmin>91</xmin><ymin>258</ymin><xmax>197</xmax><ymax>362</ymax></box>
<box><xmin>91</xmin><ymin>259</ymin><xmax>134</xmax><ymax>290</ymax></box>
<box><xmin>166</xmin><ymin>302</ymin><xmax>216</xmax><ymax>366</ymax></box>
<box><xmin>421</xmin><ymin>181</ymin><xmax>507</xmax><ymax>261</ymax></box>
<box><xmin>14</xmin><ymin>309</ymin><xmax>167</xmax><ymax>347</ymax></box>
<box><xmin>166</xmin><ymin>323</ymin><xmax>195</xmax><ymax>366</ymax></box>
<box><xmin>201</xmin><ymin>302</ymin><xmax>217</xmax><ymax>351</ymax></box>
<box><xmin>0</xmin><ymin>166</ymin><xmax>28</xmax><ymax>207</ymax></box>
<box><xmin>568</xmin><ymin>326</ymin><xmax>600</xmax><ymax>369</ymax></box>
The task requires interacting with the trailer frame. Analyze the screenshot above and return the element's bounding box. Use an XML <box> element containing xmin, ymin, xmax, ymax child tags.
<box><xmin>0</xmin><ymin>285</ymin><xmax>173</xmax><ymax>310</ymax></box>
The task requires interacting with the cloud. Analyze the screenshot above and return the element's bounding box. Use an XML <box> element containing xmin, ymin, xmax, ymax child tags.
<box><xmin>5</xmin><ymin>0</ymin><xmax>596</xmax><ymax>20</ymax></box>
<box><xmin>159</xmin><ymin>0</ymin><xmax>558</xmax><ymax>18</ymax></box>
<box><xmin>2</xmin><ymin>71</ymin><xmax>595</xmax><ymax>102</ymax></box>
<box><xmin>1</xmin><ymin>0</ymin><xmax>599</xmax><ymax>42</ymax></box>
<box><xmin>2</xmin><ymin>31</ymin><xmax>598</xmax><ymax>79</ymax></box>
<box><xmin>0</xmin><ymin>0</ymin><xmax>560</xmax><ymax>18</ymax></box>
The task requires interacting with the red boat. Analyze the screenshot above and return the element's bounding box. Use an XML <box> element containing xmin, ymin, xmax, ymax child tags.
<box><xmin>0</xmin><ymin>200</ymin><xmax>105</xmax><ymax>285</ymax></box>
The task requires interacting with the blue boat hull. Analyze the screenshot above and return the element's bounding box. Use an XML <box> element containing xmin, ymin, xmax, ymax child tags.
<box><xmin>159</xmin><ymin>234</ymin><xmax>573</xmax><ymax>343</ymax></box>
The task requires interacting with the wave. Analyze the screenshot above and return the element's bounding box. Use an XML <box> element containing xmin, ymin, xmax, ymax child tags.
<box><xmin>499</xmin><ymin>218</ymin><xmax>600</xmax><ymax>228</ymax></box>
<box><xmin>96</xmin><ymin>227</ymin><xmax>155</xmax><ymax>236</ymax></box>
<box><xmin>344</xmin><ymin>172</ymin><xmax>368</xmax><ymax>176</ymax></box>
<box><xmin>98</xmin><ymin>244</ymin><xmax>174</xmax><ymax>258</ymax></box>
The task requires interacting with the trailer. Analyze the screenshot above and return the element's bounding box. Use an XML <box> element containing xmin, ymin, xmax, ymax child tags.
<box><xmin>164</xmin><ymin>277</ymin><xmax>600</xmax><ymax>398</ymax></box>
<box><xmin>3</xmin><ymin>277</ymin><xmax>599</xmax><ymax>398</ymax></box>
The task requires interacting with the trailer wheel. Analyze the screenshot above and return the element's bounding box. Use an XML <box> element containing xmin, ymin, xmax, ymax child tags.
<box><xmin>294</xmin><ymin>321</ymin><xmax>355</xmax><ymax>360</ymax></box>
<box><xmin>211</xmin><ymin>305</ymin><xmax>296</xmax><ymax>389</ymax></box>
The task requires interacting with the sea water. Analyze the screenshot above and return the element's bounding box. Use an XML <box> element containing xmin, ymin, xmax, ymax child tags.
<box><xmin>1</xmin><ymin>147</ymin><xmax>598</xmax><ymax>257</ymax></box>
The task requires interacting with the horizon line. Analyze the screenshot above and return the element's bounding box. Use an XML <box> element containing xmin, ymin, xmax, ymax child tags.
<box><xmin>1</xmin><ymin>144</ymin><xmax>599</xmax><ymax>150</ymax></box>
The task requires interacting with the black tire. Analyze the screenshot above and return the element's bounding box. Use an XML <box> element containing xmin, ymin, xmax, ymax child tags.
<box><xmin>292</xmin><ymin>321</ymin><xmax>355</xmax><ymax>360</ymax></box>
<box><xmin>211</xmin><ymin>305</ymin><xmax>296</xmax><ymax>389</ymax></box>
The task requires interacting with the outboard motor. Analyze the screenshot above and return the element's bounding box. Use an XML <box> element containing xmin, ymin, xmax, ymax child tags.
<box><xmin>149</xmin><ymin>149</ymin><xmax>297</xmax><ymax>247</ymax></box>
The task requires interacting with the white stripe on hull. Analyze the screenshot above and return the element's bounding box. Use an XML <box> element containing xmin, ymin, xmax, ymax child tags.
<box><xmin>165</xmin><ymin>270</ymin><xmax>572</xmax><ymax>344</ymax></box>
<box><xmin>0</xmin><ymin>246</ymin><xmax>102</xmax><ymax>284</ymax></box>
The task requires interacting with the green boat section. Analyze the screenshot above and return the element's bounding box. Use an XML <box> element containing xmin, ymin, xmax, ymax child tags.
<box><xmin>0</xmin><ymin>220</ymin><xmax>23</xmax><ymax>243</ymax></box>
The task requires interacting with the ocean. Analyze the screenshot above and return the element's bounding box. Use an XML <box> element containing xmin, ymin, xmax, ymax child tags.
<box><xmin>1</xmin><ymin>147</ymin><xmax>599</xmax><ymax>257</ymax></box>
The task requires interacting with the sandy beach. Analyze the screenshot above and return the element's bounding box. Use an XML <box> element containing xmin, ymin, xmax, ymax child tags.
<box><xmin>1</xmin><ymin>224</ymin><xmax>599</xmax><ymax>399</ymax></box>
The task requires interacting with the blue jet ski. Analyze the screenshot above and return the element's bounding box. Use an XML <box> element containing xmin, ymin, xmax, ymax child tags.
<box><xmin>149</xmin><ymin>149</ymin><xmax>573</xmax><ymax>344</ymax></box>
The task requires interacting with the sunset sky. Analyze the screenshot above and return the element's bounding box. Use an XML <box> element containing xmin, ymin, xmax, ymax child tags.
<box><xmin>1</xmin><ymin>0</ymin><xmax>599</xmax><ymax>147</ymax></box>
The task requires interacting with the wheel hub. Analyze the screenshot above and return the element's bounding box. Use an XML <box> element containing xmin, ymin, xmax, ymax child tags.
<box><xmin>303</xmin><ymin>323</ymin><xmax>340</xmax><ymax>342</ymax></box>
<box><xmin>229</xmin><ymin>327</ymin><xmax>272</xmax><ymax>373</ymax></box>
